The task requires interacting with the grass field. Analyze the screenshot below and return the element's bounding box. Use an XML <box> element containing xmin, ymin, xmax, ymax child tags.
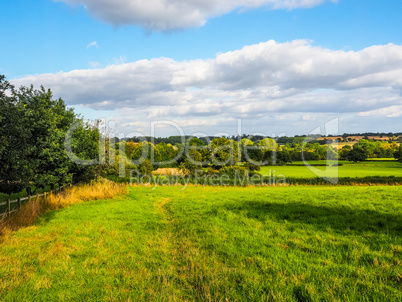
<box><xmin>260</xmin><ymin>160</ymin><xmax>402</xmax><ymax>179</ymax></box>
<box><xmin>0</xmin><ymin>186</ymin><xmax>401</xmax><ymax>301</ymax></box>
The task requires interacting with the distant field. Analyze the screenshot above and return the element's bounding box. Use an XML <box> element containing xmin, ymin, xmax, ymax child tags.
<box><xmin>1</xmin><ymin>186</ymin><xmax>401</xmax><ymax>301</ymax></box>
<box><xmin>260</xmin><ymin>160</ymin><xmax>402</xmax><ymax>179</ymax></box>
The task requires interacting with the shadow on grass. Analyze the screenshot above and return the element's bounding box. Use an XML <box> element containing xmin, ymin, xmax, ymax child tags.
<box><xmin>38</xmin><ymin>210</ymin><xmax>58</xmax><ymax>224</ymax></box>
<box><xmin>223</xmin><ymin>200</ymin><xmax>402</xmax><ymax>235</ymax></box>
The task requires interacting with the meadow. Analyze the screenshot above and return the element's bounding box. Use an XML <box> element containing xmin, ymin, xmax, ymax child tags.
<box><xmin>260</xmin><ymin>160</ymin><xmax>402</xmax><ymax>178</ymax></box>
<box><xmin>0</xmin><ymin>186</ymin><xmax>401</xmax><ymax>301</ymax></box>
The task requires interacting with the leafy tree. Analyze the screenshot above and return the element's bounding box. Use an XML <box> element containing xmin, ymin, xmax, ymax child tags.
<box><xmin>395</xmin><ymin>145</ymin><xmax>402</xmax><ymax>161</ymax></box>
<box><xmin>155</xmin><ymin>142</ymin><xmax>179</xmax><ymax>165</ymax></box>
<box><xmin>13</xmin><ymin>85</ymin><xmax>76</xmax><ymax>190</ymax></box>
<box><xmin>0</xmin><ymin>75</ymin><xmax>100</xmax><ymax>194</ymax></box>
<box><xmin>139</xmin><ymin>159</ymin><xmax>154</xmax><ymax>175</ymax></box>
<box><xmin>125</xmin><ymin>141</ymin><xmax>138</xmax><ymax>159</ymax></box>
<box><xmin>179</xmin><ymin>149</ymin><xmax>203</xmax><ymax>176</ymax></box>
<box><xmin>277</xmin><ymin>151</ymin><xmax>292</xmax><ymax>164</ymax></box>
<box><xmin>187</xmin><ymin>137</ymin><xmax>204</xmax><ymax>147</ymax></box>
<box><xmin>68</xmin><ymin>120</ymin><xmax>101</xmax><ymax>183</ymax></box>
<box><xmin>339</xmin><ymin>146</ymin><xmax>351</xmax><ymax>160</ymax></box>
<box><xmin>347</xmin><ymin>146</ymin><xmax>368</xmax><ymax>162</ymax></box>
<box><xmin>210</xmin><ymin>137</ymin><xmax>239</xmax><ymax>168</ymax></box>
<box><xmin>0</xmin><ymin>76</ymin><xmax>30</xmax><ymax>194</ymax></box>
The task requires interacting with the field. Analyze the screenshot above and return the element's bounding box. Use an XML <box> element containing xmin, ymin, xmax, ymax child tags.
<box><xmin>1</xmin><ymin>186</ymin><xmax>401</xmax><ymax>301</ymax></box>
<box><xmin>260</xmin><ymin>160</ymin><xmax>402</xmax><ymax>179</ymax></box>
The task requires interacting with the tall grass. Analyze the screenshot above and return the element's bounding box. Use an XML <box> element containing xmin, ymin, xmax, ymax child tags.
<box><xmin>0</xmin><ymin>180</ymin><xmax>127</xmax><ymax>238</ymax></box>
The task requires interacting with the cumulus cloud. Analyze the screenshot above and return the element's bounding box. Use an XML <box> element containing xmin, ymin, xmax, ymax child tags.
<box><xmin>12</xmin><ymin>40</ymin><xmax>402</xmax><ymax>135</ymax></box>
<box><xmin>358</xmin><ymin>105</ymin><xmax>402</xmax><ymax>118</ymax></box>
<box><xmin>54</xmin><ymin>0</ymin><xmax>337</xmax><ymax>31</ymax></box>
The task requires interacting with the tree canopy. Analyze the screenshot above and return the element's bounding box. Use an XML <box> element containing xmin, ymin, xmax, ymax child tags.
<box><xmin>0</xmin><ymin>75</ymin><xmax>100</xmax><ymax>195</ymax></box>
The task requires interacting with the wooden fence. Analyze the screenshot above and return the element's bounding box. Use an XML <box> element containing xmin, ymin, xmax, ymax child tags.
<box><xmin>0</xmin><ymin>185</ymin><xmax>66</xmax><ymax>218</ymax></box>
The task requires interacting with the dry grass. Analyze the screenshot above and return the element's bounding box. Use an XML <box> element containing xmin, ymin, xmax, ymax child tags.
<box><xmin>152</xmin><ymin>168</ymin><xmax>183</xmax><ymax>176</ymax></box>
<box><xmin>0</xmin><ymin>179</ymin><xmax>127</xmax><ymax>238</ymax></box>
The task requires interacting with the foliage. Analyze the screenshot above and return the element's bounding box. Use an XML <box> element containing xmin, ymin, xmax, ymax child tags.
<box><xmin>395</xmin><ymin>145</ymin><xmax>402</xmax><ymax>161</ymax></box>
<box><xmin>276</xmin><ymin>150</ymin><xmax>292</xmax><ymax>164</ymax></box>
<box><xmin>179</xmin><ymin>149</ymin><xmax>203</xmax><ymax>176</ymax></box>
<box><xmin>218</xmin><ymin>165</ymin><xmax>249</xmax><ymax>178</ymax></box>
<box><xmin>210</xmin><ymin>137</ymin><xmax>239</xmax><ymax>168</ymax></box>
<box><xmin>347</xmin><ymin>146</ymin><xmax>368</xmax><ymax>162</ymax></box>
<box><xmin>0</xmin><ymin>75</ymin><xmax>99</xmax><ymax>194</ymax></box>
<box><xmin>139</xmin><ymin>159</ymin><xmax>154</xmax><ymax>175</ymax></box>
<box><xmin>0</xmin><ymin>77</ymin><xmax>30</xmax><ymax>194</ymax></box>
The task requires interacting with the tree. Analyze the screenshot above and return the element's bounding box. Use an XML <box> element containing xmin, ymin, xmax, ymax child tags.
<box><xmin>338</xmin><ymin>146</ymin><xmax>351</xmax><ymax>160</ymax></box>
<box><xmin>0</xmin><ymin>76</ymin><xmax>31</xmax><ymax>194</ymax></box>
<box><xmin>277</xmin><ymin>151</ymin><xmax>292</xmax><ymax>164</ymax></box>
<box><xmin>210</xmin><ymin>137</ymin><xmax>239</xmax><ymax>168</ymax></box>
<box><xmin>139</xmin><ymin>159</ymin><xmax>154</xmax><ymax>175</ymax></box>
<box><xmin>68</xmin><ymin>120</ymin><xmax>101</xmax><ymax>183</ymax></box>
<box><xmin>13</xmin><ymin>85</ymin><xmax>76</xmax><ymax>190</ymax></box>
<box><xmin>179</xmin><ymin>149</ymin><xmax>203</xmax><ymax>176</ymax></box>
<box><xmin>0</xmin><ymin>75</ymin><xmax>100</xmax><ymax>194</ymax></box>
<box><xmin>347</xmin><ymin>146</ymin><xmax>368</xmax><ymax>163</ymax></box>
<box><xmin>395</xmin><ymin>145</ymin><xmax>402</xmax><ymax>161</ymax></box>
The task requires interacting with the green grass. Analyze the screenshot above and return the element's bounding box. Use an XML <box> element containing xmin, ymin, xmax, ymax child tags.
<box><xmin>1</xmin><ymin>186</ymin><xmax>401</xmax><ymax>301</ymax></box>
<box><xmin>260</xmin><ymin>160</ymin><xmax>402</xmax><ymax>178</ymax></box>
<box><xmin>366</xmin><ymin>158</ymin><xmax>399</xmax><ymax>161</ymax></box>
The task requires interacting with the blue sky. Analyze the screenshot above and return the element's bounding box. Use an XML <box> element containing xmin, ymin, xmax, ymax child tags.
<box><xmin>1</xmin><ymin>0</ymin><xmax>402</xmax><ymax>137</ymax></box>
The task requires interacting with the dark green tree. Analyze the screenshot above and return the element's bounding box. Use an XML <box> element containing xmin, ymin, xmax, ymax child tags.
<box><xmin>0</xmin><ymin>75</ymin><xmax>100</xmax><ymax>194</ymax></box>
<box><xmin>210</xmin><ymin>137</ymin><xmax>239</xmax><ymax>168</ymax></box>
<box><xmin>0</xmin><ymin>76</ymin><xmax>31</xmax><ymax>194</ymax></box>
<box><xmin>395</xmin><ymin>145</ymin><xmax>402</xmax><ymax>161</ymax></box>
<box><xmin>347</xmin><ymin>146</ymin><xmax>368</xmax><ymax>163</ymax></box>
<box><xmin>13</xmin><ymin>85</ymin><xmax>76</xmax><ymax>190</ymax></box>
<box><xmin>139</xmin><ymin>159</ymin><xmax>154</xmax><ymax>175</ymax></box>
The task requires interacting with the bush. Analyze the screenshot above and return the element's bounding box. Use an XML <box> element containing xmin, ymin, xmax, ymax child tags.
<box><xmin>219</xmin><ymin>166</ymin><xmax>248</xmax><ymax>178</ymax></box>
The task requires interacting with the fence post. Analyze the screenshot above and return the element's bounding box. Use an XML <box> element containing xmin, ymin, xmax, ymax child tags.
<box><xmin>6</xmin><ymin>199</ymin><xmax>10</xmax><ymax>215</ymax></box>
<box><xmin>28</xmin><ymin>195</ymin><xmax>31</xmax><ymax>203</ymax></box>
<box><xmin>44</xmin><ymin>192</ymin><xmax>47</xmax><ymax>202</ymax></box>
<box><xmin>18</xmin><ymin>197</ymin><xmax>21</xmax><ymax>209</ymax></box>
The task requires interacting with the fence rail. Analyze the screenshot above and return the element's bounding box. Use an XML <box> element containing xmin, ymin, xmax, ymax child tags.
<box><xmin>0</xmin><ymin>186</ymin><xmax>66</xmax><ymax>218</ymax></box>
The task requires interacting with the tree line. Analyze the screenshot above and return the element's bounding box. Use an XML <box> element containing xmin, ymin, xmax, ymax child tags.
<box><xmin>103</xmin><ymin>135</ymin><xmax>402</xmax><ymax>179</ymax></box>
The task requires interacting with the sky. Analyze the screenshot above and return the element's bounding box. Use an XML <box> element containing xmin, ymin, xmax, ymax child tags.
<box><xmin>1</xmin><ymin>0</ymin><xmax>402</xmax><ymax>138</ymax></box>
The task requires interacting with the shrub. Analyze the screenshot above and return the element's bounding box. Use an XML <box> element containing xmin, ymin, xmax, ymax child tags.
<box><xmin>219</xmin><ymin>166</ymin><xmax>248</xmax><ymax>178</ymax></box>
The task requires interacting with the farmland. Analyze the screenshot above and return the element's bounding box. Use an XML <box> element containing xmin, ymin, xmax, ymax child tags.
<box><xmin>260</xmin><ymin>160</ymin><xmax>402</xmax><ymax>179</ymax></box>
<box><xmin>1</xmin><ymin>186</ymin><xmax>401</xmax><ymax>301</ymax></box>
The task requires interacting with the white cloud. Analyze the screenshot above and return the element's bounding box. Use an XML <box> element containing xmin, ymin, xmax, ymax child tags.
<box><xmin>88</xmin><ymin>61</ymin><xmax>101</xmax><ymax>68</ymax></box>
<box><xmin>11</xmin><ymin>40</ymin><xmax>402</xmax><ymax>135</ymax></box>
<box><xmin>86</xmin><ymin>41</ymin><xmax>98</xmax><ymax>49</ymax></box>
<box><xmin>54</xmin><ymin>0</ymin><xmax>337</xmax><ymax>31</ymax></box>
<box><xmin>358</xmin><ymin>105</ymin><xmax>402</xmax><ymax>118</ymax></box>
